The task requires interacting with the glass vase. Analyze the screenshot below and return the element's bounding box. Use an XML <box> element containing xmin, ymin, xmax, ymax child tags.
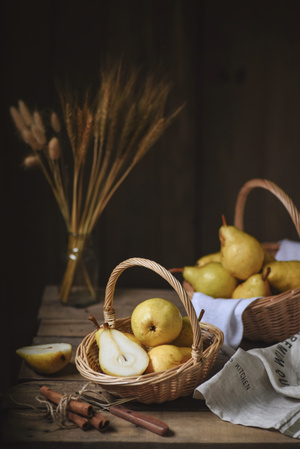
<box><xmin>59</xmin><ymin>231</ymin><xmax>99</xmax><ymax>307</ymax></box>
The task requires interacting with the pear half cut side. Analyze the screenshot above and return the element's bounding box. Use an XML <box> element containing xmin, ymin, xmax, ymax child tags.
<box><xmin>16</xmin><ymin>343</ymin><xmax>72</xmax><ymax>374</ymax></box>
<box><xmin>99</xmin><ymin>328</ymin><xmax>149</xmax><ymax>377</ymax></box>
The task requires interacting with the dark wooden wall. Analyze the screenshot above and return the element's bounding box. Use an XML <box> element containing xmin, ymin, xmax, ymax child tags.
<box><xmin>1</xmin><ymin>0</ymin><xmax>300</xmax><ymax>391</ymax></box>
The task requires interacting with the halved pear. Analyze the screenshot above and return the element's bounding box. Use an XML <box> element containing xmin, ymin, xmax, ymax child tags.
<box><xmin>95</xmin><ymin>327</ymin><xmax>145</xmax><ymax>349</ymax></box>
<box><xmin>16</xmin><ymin>343</ymin><xmax>72</xmax><ymax>374</ymax></box>
<box><xmin>99</xmin><ymin>328</ymin><xmax>149</xmax><ymax>377</ymax></box>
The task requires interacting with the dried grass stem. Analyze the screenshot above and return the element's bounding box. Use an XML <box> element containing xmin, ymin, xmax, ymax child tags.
<box><xmin>11</xmin><ymin>62</ymin><xmax>183</xmax><ymax>303</ymax></box>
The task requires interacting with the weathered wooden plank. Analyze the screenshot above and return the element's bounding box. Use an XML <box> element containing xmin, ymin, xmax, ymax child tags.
<box><xmin>38</xmin><ymin>286</ymin><xmax>184</xmax><ymax>321</ymax></box>
<box><xmin>37</xmin><ymin>286</ymin><xmax>105</xmax><ymax>321</ymax></box>
<box><xmin>31</xmin><ymin>335</ymin><xmax>84</xmax><ymax>347</ymax></box>
<box><xmin>1</xmin><ymin>381</ymin><xmax>297</xmax><ymax>448</ymax></box>
<box><xmin>37</xmin><ymin>299</ymin><xmax>104</xmax><ymax>321</ymax></box>
<box><xmin>36</xmin><ymin>320</ymin><xmax>94</xmax><ymax>338</ymax></box>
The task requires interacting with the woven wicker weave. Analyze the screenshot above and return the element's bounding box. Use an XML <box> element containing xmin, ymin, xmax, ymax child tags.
<box><xmin>234</xmin><ymin>178</ymin><xmax>300</xmax><ymax>343</ymax></box>
<box><xmin>75</xmin><ymin>258</ymin><xmax>223</xmax><ymax>404</ymax></box>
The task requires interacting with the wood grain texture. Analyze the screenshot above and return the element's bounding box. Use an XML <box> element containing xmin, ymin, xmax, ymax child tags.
<box><xmin>2</xmin><ymin>382</ymin><xmax>298</xmax><ymax>448</ymax></box>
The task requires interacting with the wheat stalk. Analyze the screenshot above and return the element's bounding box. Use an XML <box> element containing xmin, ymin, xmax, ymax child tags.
<box><xmin>10</xmin><ymin>62</ymin><xmax>183</xmax><ymax>303</ymax></box>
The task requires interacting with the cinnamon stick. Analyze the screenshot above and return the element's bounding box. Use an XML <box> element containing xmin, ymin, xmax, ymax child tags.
<box><xmin>40</xmin><ymin>386</ymin><xmax>93</xmax><ymax>417</ymax></box>
<box><xmin>40</xmin><ymin>386</ymin><xmax>110</xmax><ymax>431</ymax></box>
<box><xmin>89</xmin><ymin>411</ymin><xmax>110</xmax><ymax>432</ymax></box>
<box><xmin>68</xmin><ymin>411</ymin><xmax>90</xmax><ymax>430</ymax></box>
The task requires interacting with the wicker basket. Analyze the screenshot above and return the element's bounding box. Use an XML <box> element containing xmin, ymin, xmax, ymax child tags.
<box><xmin>183</xmin><ymin>178</ymin><xmax>300</xmax><ymax>344</ymax></box>
<box><xmin>75</xmin><ymin>257</ymin><xmax>224</xmax><ymax>404</ymax></box>
<box><xmin>234</xmin><ymin>178</ymin><xmax>300</xmax><ymax>343</ymax></box>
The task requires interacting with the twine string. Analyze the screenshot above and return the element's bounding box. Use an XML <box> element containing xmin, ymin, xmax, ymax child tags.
<box><xmin>37</xmin><ymin>394</ymin><xmax>75</xmax><ymax>428</ymax></box>
<box><xmin>8</xmin><ymin>382</ymin><xmax>97</xmax><ymax>428</ymax></box>
<box><xmin>7</xmin><ymin>381</ymin><xmax>137</xmax><ymax>429</ymax></box>
<box><xmin>7</xmin><ymin>394</ymin><xmax>49</xmax><ymax>419</ymax></box>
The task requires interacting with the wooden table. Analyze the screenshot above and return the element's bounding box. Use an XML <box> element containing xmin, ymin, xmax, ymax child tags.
<box><xmin>1</xmin><ymin>286</ymin><xmax>299</xmax><ymax>448</ymax></box>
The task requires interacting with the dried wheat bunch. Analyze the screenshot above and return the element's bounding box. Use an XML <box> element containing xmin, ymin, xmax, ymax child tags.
<box><xmin>10</xmin><ymin>62</ymin><xmax>183</xmax><ymax>302</ymax></box>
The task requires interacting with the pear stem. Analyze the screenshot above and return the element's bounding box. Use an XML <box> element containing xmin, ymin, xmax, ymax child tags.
<box><xmin>221</xmin><ymin>214</ymin><xmax>227</xmax><ymax>227</ymax></box>
<box><xmin>168</xmin><ymin>267</ymin><xmax>184</xmax><ymax>273</ymax></box>
<box><xmin>198</xmin><ymin>309</ymin><xmax>205</xmax><ymax>322</ymax></box>
<box><xmin>89</xmin><ymin>314</ymin><xmax>100</xmax><ymax>330</ymax></box>
<box><xmin>262</xmin><ymin>266</ymin><xmax>271</xmax><ymax>282</ymax></box>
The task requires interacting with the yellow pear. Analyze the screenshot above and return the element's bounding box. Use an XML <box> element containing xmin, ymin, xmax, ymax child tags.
<box><xmin>232</xmin><ymin>270</ymin><xmax>271</xmax><ymax>299</ymax></box>
<box><xmin>262</xmin><ymin>260</ymin><xmax>300</xmax><ymax>292</ymax></box>
<box><xmin>131</xmin><ymin>298</ymin><xmax>182</xmax><ymax>347</ymax></box>
<box><xmin>144</xmin><ymin>345</ymin><xmax>192</xmax><ymax>373</ymax></box>
<box><xmin>183</xmin><ymin>262</ymin><xmax>238</xmax><ymax>298</ymax></box>
<box><xmin>262</xmin><ymin>249</ymin><xmax>276</xmax><ymax>266</ymax></box>
<box><xmin>219</xmin><ymin>216</ymin><xmax>264</xmax><ymax>280</ymax></box>
<box><xmin>171</xmin><ymin>316</ymin><xmax>193</xmax><ymax>347</ymax></box>
<box><xmin>122</xmin><ymin>333</ymin><xmax>145</xmax><ymax>348</ymax></box>
<box><xmin>16</xmin><ymin>343</ymin><xmax>72</xmax><ymax>374</ymax></box>
<box><xmin>196</xmin><ymin>251</ymin><xmax>221</xmax><ymax>267</ymax></box>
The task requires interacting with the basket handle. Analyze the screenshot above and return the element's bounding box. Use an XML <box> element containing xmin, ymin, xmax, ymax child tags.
<box><xmin>103</xmin><ymin>257</ymin><xmax>203</xmax><ymax>363</ymax></box>
<box><xmin>234</xmin><ymin>178</ymin><xmax>300</xmax><ymax>239</ymax></box>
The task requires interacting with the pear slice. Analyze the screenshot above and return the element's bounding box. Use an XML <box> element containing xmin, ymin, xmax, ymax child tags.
<box><xmin>95</xmin><ymin>327</ymin><xmax>145</xmax><ymax>349</ymax></box>
<box><xmin>98</xmin><ymin>328</ymin><xmax>149</xmax><ymax>377</ymax></box>
<box><xmin>16</xmin><ymin>343</ymin><xmax>72</xmax><ymax>374</ymax></box>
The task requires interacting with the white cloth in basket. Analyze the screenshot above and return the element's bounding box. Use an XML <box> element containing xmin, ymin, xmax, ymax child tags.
<box><xmin>194</xmin><ymin>334</ymin><xmax>300</xmax><ymax>439</ymax></box>
<box><xmin>192</xmin><ymin>294</ymin><xmax>255</xmax><ymax>356</ymax></box>
<box><xmin>191</xmin><ymin>239</ymin><xmax>300</xmax><ymax>356</ymax></box>
<box><xmin>275</xmin><ymin>238</ymin><xmax>300</xmax><ymax>261</ymax></box>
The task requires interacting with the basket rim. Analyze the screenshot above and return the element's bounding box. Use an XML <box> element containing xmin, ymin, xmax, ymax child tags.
<box><xmin>75</xmin><ymin>320</ymin><xmax>224</xmax><ymax>387</ymax></box>
<box><xmin>245</xmin><ymin>285</ymin><xmax>300</xmax><ymax>310</ymax></box>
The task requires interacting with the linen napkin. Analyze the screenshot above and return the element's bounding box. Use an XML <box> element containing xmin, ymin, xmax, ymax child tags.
<box><xmin>191</xmin><ymin>239</ymin><xmax>300</xmax><ymax>355</ymax></box>
<box><xmin>194</xmin><ymin>333</ymin><xmax>300</xmax><ymax>438</ymax></box>
<box><xmin>192</xmin><ymin>294</ymin><xmax>256</xmax><ymax>356</ymax></box>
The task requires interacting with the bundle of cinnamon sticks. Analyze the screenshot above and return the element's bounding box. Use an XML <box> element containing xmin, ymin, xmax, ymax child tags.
<box><xmin>39</xmin><ymin>386</ymin><xmax>109</xmax><ymax>432</ymax></box>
